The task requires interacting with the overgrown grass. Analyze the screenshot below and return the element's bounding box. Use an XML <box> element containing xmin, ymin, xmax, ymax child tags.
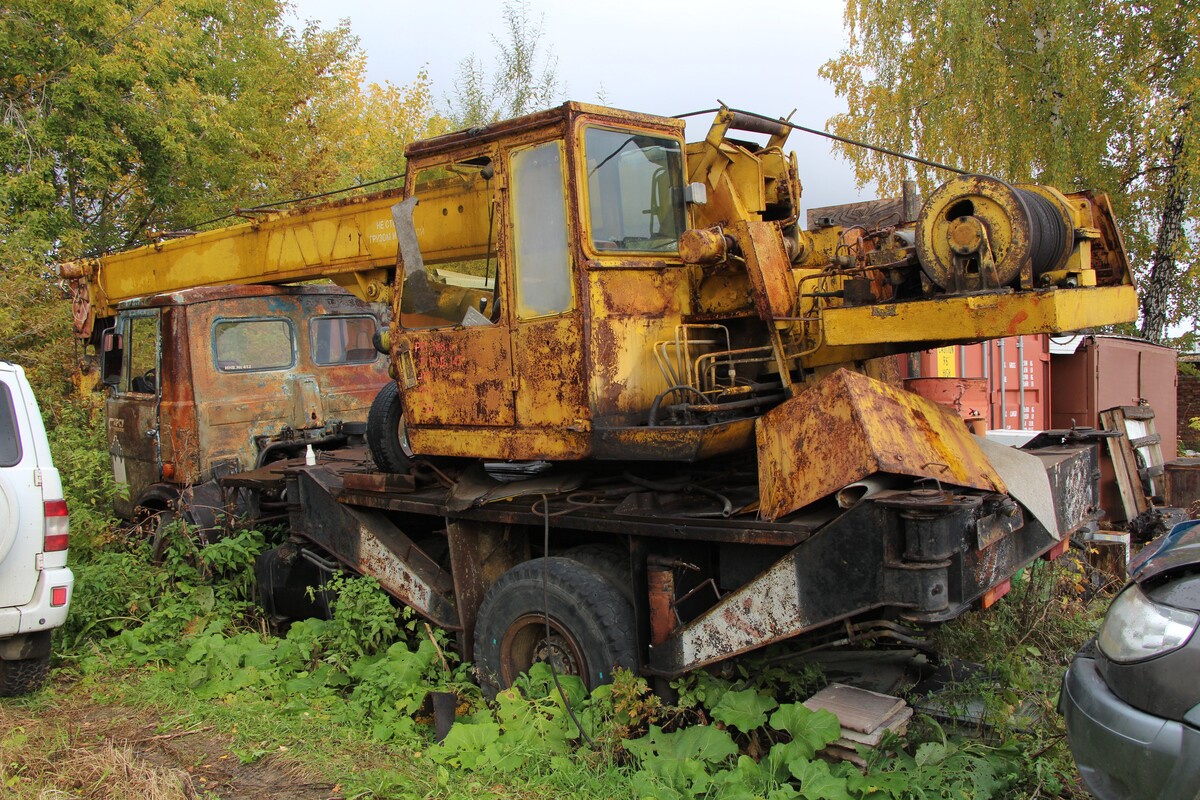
<box><xmin>2</xmin><ymin>399</ymin><xmax>1114</xmax><ymax>799</ymax></box>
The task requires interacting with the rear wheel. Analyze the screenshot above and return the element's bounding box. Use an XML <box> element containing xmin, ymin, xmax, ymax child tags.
<box><xmin>563</xmin><ymin>544</ymin><xmax>634</xmax><ymax>604</ymax></box>
<box><xmin>474</xmin><ymin>557</ymin><xmax>637</xmax><ymax>696</ymax></box>
<box><xmin>367</xmin><ymin>382</ymin><xmax>413</xmax><ymax>473</ymax></box>
<box><xmin>0</xmin><ymin>654</ymin><xmax>50</xmax><ymax>697</ymax></box>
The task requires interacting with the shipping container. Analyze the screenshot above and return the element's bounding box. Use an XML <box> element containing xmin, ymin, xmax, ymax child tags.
<box><xmin>906</xmin><ymin>336</ymin><xmax>1050</xmax><ymax>431</ymax></box>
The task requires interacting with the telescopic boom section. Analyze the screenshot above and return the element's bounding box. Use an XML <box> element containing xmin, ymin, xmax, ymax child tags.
<box><xmin>59</xmin><ymin>189</ymin><xmax>405</xmax><ymax>341</ymax></box>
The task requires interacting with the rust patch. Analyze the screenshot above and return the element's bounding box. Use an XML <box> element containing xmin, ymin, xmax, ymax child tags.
<box><xmin>1006</xmin><ymin>309</ymin><xmax>1030</xmax><ymax>335</ymax></box>
<box><xmin>405</xmin><ymin>329</ymin><xmax>514</xmax><ymax>427</ymax></box>
<box><xmin>756</xmin><ymin>369</ymin><xmax>1006</xmax><ymax>520</ymax></box>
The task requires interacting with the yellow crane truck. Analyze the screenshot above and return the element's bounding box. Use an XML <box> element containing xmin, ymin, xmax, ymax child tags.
<box><xmin>61</xmin><ymin>103</ymin><xmax>1138</xmax><ymax>689</ymax></box>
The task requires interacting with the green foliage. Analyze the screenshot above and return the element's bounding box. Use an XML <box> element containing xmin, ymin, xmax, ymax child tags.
<box><xmin>42</xmin><ymin>397</ymin><xmax>118</xmax><ymax>549</ymax></box>
<box><xmin>41</xmin><ymin>422</ymin><xmax>1095</xmax><ymax>800</ymax></box>
<box><xmin>54</xmin><ymin>520</ymin><xmax>1088</xmax><ymax>799</ymax></box>
<box><xmin>710</xmin><ymin>688</ymin><xmax>779</xmax><ymax>733</ymax></box>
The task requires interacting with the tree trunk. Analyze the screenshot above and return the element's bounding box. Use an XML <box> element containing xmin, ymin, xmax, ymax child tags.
<box><xmin>1140</xmin><ymin>127</ymin><xmax>1190</xmax><ymax>343</ymax></box>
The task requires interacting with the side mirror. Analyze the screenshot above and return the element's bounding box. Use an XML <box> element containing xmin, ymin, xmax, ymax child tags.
<box><xmin>100</xmin><ymin>328</ymin><xmax>122</xmax><ymax>387</ymax></box>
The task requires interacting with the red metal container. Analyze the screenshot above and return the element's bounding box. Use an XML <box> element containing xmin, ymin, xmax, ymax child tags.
<box><xmin>903</xmin><ymin>377</ymin><xmax>989</xmax><ymax>432</ymax></box>
<box><xmin>906</xmin><ymin>336</ymin><xmax>1050</xmax><ymax>431</ymax></box>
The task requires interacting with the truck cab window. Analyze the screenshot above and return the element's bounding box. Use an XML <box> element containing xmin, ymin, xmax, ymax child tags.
<box><xmin>402</xmin><ymin>158</ymin><xmax>499</xmax><ymax>329</ymax></box>
<box><xmin>511</xmin><ymin>140</ymin><xmax>572</xmax><ymax>318</ymax></box>
<box><xmin>125</xmin><ymin>314</ymin><xmax>159</xmax><ymax>394</ymax></box>
<box><xmin>585</xmin><ymin>127</ymin><xmax>686</xmax><ymax>253</ymax></box>
<box><xmin>214</xmin><ymin>319</ymin><xmax>295</xmax><ymax>372</ymax></box>
<box><xmin>311</xmin><ymin>316</ymin><xmax>378</xmax><ymax>365</ymax></box>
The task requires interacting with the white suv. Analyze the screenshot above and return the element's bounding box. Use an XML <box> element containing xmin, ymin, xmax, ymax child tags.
<box><xmin>0</xmin><ymin>361</ymin><xmax>72</xmax><ymax>696</ymax></box>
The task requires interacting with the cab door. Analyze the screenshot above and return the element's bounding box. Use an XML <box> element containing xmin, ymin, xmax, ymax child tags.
<box><xmin>508</xmin><ymin>139</ymin><xmax>588</xmax><ymax>436</ymax></box>
<box><xmin>105</xmin><ymin>309</ymin><xmax>161</xmax><ymax>517</ymax></box>
<box><xmin>398</xmin><ymin>154</ymin><xmax>516</xmax><ymax>434</ymax></box>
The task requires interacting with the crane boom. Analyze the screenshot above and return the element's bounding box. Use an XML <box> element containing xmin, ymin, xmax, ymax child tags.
<box><xmin>60</xmin><ymin>189</ymin><xmax>404</xmax><ymax>340</ymax></box>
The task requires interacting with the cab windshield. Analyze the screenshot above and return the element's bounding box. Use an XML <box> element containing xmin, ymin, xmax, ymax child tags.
<box><xmin>584</xmin><ymin>128</ymin><xmax>686</xmax><ymax>254</ymax></box>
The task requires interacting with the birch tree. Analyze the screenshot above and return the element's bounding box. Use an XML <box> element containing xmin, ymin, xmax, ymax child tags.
<box><xmin>821</xmin><ymin>0</ymin><xmax>1199</xmax><ymax>344</ymax></box>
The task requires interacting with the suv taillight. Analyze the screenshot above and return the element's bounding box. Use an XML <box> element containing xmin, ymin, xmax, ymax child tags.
<box><xmin>43</xmin><ymin>499</ymin><xmax>69</xmax><ymax>552</ymax></box>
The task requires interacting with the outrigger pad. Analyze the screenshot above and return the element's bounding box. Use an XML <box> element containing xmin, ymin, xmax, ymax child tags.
<box><xmin>755</xmin><ymin>368</ymin><xmax>1006</xmax><ymax>521</ymax></box>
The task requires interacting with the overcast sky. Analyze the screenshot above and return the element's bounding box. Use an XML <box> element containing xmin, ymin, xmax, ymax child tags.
<box><xmin>288</xmin><ymin>0</ymin><xmax>875</xmax><ymax>213</ymax></box>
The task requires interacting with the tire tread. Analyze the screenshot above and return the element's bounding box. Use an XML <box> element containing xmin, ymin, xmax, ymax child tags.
<box><xmin>474</xmin><ymin>557</ymin><xmax>636</xmax><ymax>695</ymax></box>
<box><xmin>0</xmin><ymin>654</ymin><xmax>50</xmax><ymax>697</ymax></box>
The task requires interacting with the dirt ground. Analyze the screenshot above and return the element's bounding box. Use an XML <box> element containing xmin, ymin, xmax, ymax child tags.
<box><xmin>0</xmin><ymin>675</ymin><xmax>340</xmax><ymax>800</ymax></box>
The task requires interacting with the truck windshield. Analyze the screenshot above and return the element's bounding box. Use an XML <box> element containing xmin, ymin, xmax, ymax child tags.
<box><xmin>584</xmin><ymin>127</ymin><xmax>686</xmax><ymax>254</ymax></box>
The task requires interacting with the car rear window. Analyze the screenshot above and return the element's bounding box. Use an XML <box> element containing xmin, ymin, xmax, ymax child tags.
<box><xmin>0</xmin><ymin>381</ymin><xmax>22</xmax><ymax>467</ymax></box>
<box><xmin>213</xmin><ymin>318</ymin><xmax>296</xmax><ymax>372</ymax></box>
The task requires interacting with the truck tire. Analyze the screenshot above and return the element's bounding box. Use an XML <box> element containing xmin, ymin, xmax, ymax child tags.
<box><xmin>367</xmin><ymin>382</ymin><xmax>413</xmax><ymax>474</ymax></box>
<box><xmin>0</xmin><ymin>654</ymin><xmax>50</xmax><ymax>697</ymax></box>
<box><xmin>474</xmin><ymin>557</ymin><xmax>637</xmax><ymax>696</ymax></box>
<box><xmin>563</xmin><ymin>544</ymin><xmax>634</xmax><ymax>605</ymax></box>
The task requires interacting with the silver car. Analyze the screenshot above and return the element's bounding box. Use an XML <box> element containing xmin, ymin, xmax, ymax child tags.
<box><xmin>1061</xmin><ymin>519</ymin><xmax>1200</xmax><ymax>799</ymax></box>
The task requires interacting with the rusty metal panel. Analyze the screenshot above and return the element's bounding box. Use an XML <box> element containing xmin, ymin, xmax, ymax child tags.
<box><xmin>756</xmin><ymin>369</ymin><xmax>1006</xmax><ymax>521</ymax></box>
<box><xmin>446</xmin><ymin>519</ymin><xmax>529</xmax><ymax>663</ymax></box>
<box><xmin>402</xmin><ymin>327</ymin><xmax>515</xmax><ymax>427</ymax></box>
<box><xmin>291</xmin><ymin>467</ymin><xmax>458</xmax><ymax>630</ymax></box>
<box><xmin>591</xmin><ymin>418</ymin><xmax>756</xmax><ymax>462</ymax></box>
<box><xmin>184</xmin><ymin>287</ymin><xmax>387</xmax><ymax>483</ymax></box>
<box><xmin>514</xmin><ymin>313</ymin><xmax>588</xmax><ymax>430</ymax></box>
<box><xmin>586</xmin><ymin>266</ymin><xmax>690</xmax><ymax>421</ymax></box>
<box><xmin>819</xmin><ymin>285</ymin><xmax>1139</xmax><ymax>348</ymax></box>
<box><xmin>406</xmin><ymin>426</ymin><xmax>590</xmax><ymax>462</ymax></box>
<box><xmin>729</xmin><ymin>220</ymin><xmax>797</xmax><ymax>322</ymax></box>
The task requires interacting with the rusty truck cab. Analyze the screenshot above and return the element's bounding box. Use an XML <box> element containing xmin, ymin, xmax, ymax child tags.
<box><xmin>394</xmin><ymin>102</ymin><xmax>784</xmax><ymax>463</ymax></box>
<box><xmin>101</xmin><ymin>284</ymin><xmax>388</xmax><ymax>521</ymax></box>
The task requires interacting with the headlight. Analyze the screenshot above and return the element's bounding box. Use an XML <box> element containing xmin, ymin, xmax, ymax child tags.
<box><xmin>1097</xmin><ymin>584</ymin><xmax>1199</xmax><ymax>663</ymax></box>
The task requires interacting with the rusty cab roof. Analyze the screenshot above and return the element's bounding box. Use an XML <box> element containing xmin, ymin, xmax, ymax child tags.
<box><xmin>405</xmin><ymin>102</ymin><xmax>686</xmax><ymax>161</ymax></box>
<box><xmin>115</xmin><ymin>283</ymin><xmax>364</xmax><ymax>312</ymax></box>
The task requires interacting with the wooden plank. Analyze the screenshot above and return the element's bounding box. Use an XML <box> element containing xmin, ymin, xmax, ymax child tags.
<box><xmin>1119</xmin><ymin>405</ymin><xmax>1157</xmax><ymax>421</ymax></box>
<box><xmin>807</xmin><ymin>197</ymin><xmax>907</xmax><ymax>230</ymax></box>
<box><xmin>837</xmin><ymin>706</ymin><xmax>914</xmax><ymax>747</ymax></box>
<box><xmin>1101</xmin><ymin>408</ymin><xmax>1149</xmax><ymax>518</ymax></box>
<box><xmin>803</xmin><ymin>683</ymin><xmax>905</xmax><ymax>734</ymax></box>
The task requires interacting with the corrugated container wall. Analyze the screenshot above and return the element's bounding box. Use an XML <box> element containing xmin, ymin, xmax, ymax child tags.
<box><xmin>905</xmin><ymin>336</ymin><xmax>1050</xmax><ymax>431</ymax></box>
<box><xmin>1049</xmin><ymin>335</ymin><xmax>1178</xmax><ymax>522</ymax></box>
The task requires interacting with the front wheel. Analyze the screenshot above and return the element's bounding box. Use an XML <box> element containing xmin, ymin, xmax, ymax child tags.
<box><xmin>473</xmin><ymin>557</ymin><xmax>638</xmax><ymax>696</ymax></box>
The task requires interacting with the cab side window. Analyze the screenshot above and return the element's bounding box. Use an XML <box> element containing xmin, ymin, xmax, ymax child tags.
<box><xmin>311</xmin><ymin>316</ymin><xmax>377</xmax><ymax>365</ymax></box>
<box><xmin>213</xmin><ymin>319</ymin><xmax>295</xmax><ymax>372</ymax></box>
<box><xmin>510</xmin><ymin>140</ymin><xmax>573</xmax><ymax>319</ymax></box>
<box><xmin>0</xmin><ymin>382</ymin><xmax>21</xmax><ymax>467</ymax></box>
<box><xmin>124</xmin><ymin>314</ymin><xmax>159</xmax><ymax>394</ymax></box>
<box><xmin>402</xmin><ymin>158</ymin><xmax>500</xmax><ymax>329</ymax></box>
